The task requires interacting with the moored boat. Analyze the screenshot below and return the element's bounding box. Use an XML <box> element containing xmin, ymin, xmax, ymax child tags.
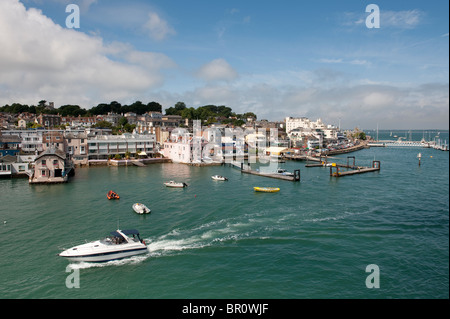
<box><xmin>107</xmin><ymin>190</ymin><xmax>120</xmax><ymax>200</ymax></box>
<box><xmin>211</xmin><ymin>175</ymin><xmax>228</xmax><ymax>181</ymax></box>
<box><xmin>275</xmin><ymin>169</ymin><xmax>294</xmax><ymax>176</ymax></box>
<box><xmin>254</xmin><ymin>187</ymin><xmax>280</xmax><ymax>193</ymax></box>
<box><xmin>58</xmin><ymin>229</ymin><xmax>147</xmax><ymax>262</ymax></box>
<box><xmin>132</xmin><ymin>203</ymin><xmax>151</xmax><ymax>214</ymax></box>
<box><xmin>164</xmin><ymin>181</ymin><xmax>188</xmax><ymax>188</ymax></box>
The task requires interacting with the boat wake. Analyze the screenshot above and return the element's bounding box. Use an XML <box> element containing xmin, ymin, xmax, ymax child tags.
<box><xmin>144</xmin><ymin>211</ymin><xmax>279</xmax><ymax>258</ymax></box>
<box><xmin>303</xmin><ymin>205</ymin><xmax>381</xmax><ymax>223</ymax></box>
<box><xmin>67</xmin><ymin>254</ymin><xmax>149</xmax><ymax>270</ymax></box>
<box><xmin>64</xmin><ymin>213</ymin><xmax>268</xmax><ymax>269</ymax></box>
<box><xmin>66</xmin><ymin>206</ymin><xmax>380</xmax><ymax>269</ymax></box>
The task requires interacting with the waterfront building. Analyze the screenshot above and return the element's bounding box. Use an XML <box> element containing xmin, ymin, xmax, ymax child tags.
<box><xmin>0</xmin><ymin>154</ymin><xmax>14</xmax><ymax>177</ymax></box>
<box><xmin>0</xmin><ymin>133</ymin><xmax>21</xmax><ymax>156</ymax></box>
<box><xmin>0</xmin><ymin>154</ymin><xmax>34</xmax><ymax>178</ymax></box>
<box><xmin>285</xmin><ymin>117</ymin><xmax>311</xmax><ymax>133</ymax></box>
<box><xmin>285</xmin><ymin>117</ymin><xmax>341</xmax><ymax>149</ymax></box>
<box><xmin>29</xmin><ymin>147</ymin><xmax>70</xmax><ymax>184</ymax></box>
<box><xmin>87</xmin><ymin>133</ymin><xmax>156</xmax><ymax>160</ymax></box>
<box><xmin>162</xmin><ymin>128</ymin><xmax>218</xmax><ymax>164</ymax></box>
<box><xmin>66</xmin><ymin>132</ymin><xmax>88</xmax><ymax>166</ymax></box>
<box><xmin>42</xmin><ymin>131</ymin><xmax>65</xmax><ymax>153</ymax></box>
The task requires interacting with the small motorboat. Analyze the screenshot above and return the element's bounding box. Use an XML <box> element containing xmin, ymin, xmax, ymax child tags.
<box><xmin>275</xmin><ymin>168</ymin><xmax>294</xmax><ymax>176</ymax></box>
<box><xmin>107</xmin><ymin>190</ymin><xmax>120</xmax><ymax>200</ymax></box>
<box><xmin>58</xmin><ymin>229</ymin><xmax>147</xmax><ymax>262</ymax></box>
<box><xmin>254</xmin><ymin>187</ymin><xmax>280</xmax><ymax>193</ymax></box>
<box><xmin>132</xmin><ymin>203</ymin><xmax>151</xmax><ymax>214</ymax></box>
<box><xmin>211</xmin><ymin>175</ymin><xmax>228</xmax><ymax>181</ymax></box>
<box><xmin>164</xmin><ymin>181</ymin><xmax>188</xmax><ymax>188</ymax></box>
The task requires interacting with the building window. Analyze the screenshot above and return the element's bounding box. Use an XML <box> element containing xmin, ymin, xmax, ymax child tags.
<box><xmin>42</xmin><ymin>160</ymin><xmax>46</xmax><ymax>166</ymax></box>
<box><xmin>42</xmin><ymin>170</ymin><xmax>46</xmax><ymax>176</ymax></box>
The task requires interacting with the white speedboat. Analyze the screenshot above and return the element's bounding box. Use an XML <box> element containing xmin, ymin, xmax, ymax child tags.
<box><xmin>164</xmin><ymin>181</ymin><xmax>188</xmax><ymax>188</ymax></box>
<box><xmin>59</xmin><ymin>229</ymin><xmax>148</xmax><ymax>262</ymax></box>
<box><xmin>275</xmin><ymin>168</ymin><xmax>294</xmax><ymax>176</ymax></box>
<box><xmin>132</xmin><ymin>203</ymin><xmax>151</xmax><ymax>214</ymax></box>
<box><xmin>211</xmin><ymin>175</ymin><xmax>228</xmax><ymax>181</ymax></box>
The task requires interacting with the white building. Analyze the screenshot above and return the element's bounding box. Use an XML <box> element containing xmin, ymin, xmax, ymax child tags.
<box><xmin>285</xmin><ymin>117</ymin><xmax>340</xmax><ymax>146</ymax></box>
<box><xmin>163</xmin><ymin>127</ymin><xmax>222</xmax><ymax>164</ymax></box>
<box><xmin>87</xmin><ymin>133</ymin><xmax>156</xmax><ymax>160</ymax></box>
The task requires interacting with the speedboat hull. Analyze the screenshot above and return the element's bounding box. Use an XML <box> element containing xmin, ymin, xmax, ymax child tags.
<box><xmin>59</xmin><ymin>246</ymin><xmax>148</xmax><ymax>262</ymax></box>
<box><xmin>59</xmin><ymin>229</ymin><xmax>148</xmax><ymax>262</ymax></box>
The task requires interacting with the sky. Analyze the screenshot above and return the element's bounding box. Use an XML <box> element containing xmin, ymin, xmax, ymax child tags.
<box><xmin>0</xmin><ymin>0</ymin><xmax>448</xmax><ymax>129</ymax></box>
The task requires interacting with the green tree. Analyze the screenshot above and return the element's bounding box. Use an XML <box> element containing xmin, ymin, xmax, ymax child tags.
<box><xmin>147</xmin><ymin>101</ymin><xmax>162</xmax><ymax>112</ymax></box>
<box><xmin>93</xmin><ymin>120</ymin><xmax>113</xmax><ymax>129</ymax></box>
<box><xmin>58</xmin><ymin>104</ymin><xmax>86</xmax><ymax>117</ymax></box>
<box><xmin>358</xmin><ymin>132</ymin><xmax>367</xmax><ymax>140</ymax></box>
<box><xmin>118</xmin><ymin>116</ymin><xmax>128</xmax><ymax>128</ymax></box>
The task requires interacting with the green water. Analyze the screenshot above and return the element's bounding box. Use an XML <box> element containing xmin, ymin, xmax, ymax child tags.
<box><xmin>0</xmin><ymin>142</ymin><xmax>448</xmax><ymax>299</ymax></box>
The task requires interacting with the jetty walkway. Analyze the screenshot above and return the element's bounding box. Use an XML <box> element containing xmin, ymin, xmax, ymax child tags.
<box><xmin>229</xmin><ymin>160</ymin><xmax>300</xmax><ymax>182</ymax></box>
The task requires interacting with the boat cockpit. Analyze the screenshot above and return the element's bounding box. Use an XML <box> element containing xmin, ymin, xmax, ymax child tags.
<box><xmin>101</xmin><ymin>229</ymin><xmax>143</xmax><ymax>245</ymax></box>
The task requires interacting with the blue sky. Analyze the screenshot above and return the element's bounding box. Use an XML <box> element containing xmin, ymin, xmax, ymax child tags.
<box><xmin>1</xmin><ymin>0</ymin><xmax>448</xmax><ymax>129</ymax></box>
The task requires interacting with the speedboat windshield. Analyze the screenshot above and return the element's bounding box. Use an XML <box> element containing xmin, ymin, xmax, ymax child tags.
<box><xmin>101</xmin><ymin>235</ymin><xmax>126</xmax><ymax>245</ymax></box>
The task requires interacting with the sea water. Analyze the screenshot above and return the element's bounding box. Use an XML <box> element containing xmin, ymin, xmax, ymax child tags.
<box><xmin>0</xmin><ymin>131</ymin><xmax>448</xmax><ymax>299</ymax></box>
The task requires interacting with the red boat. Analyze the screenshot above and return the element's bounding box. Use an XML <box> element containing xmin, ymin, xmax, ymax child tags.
<box><xmin>107</xmin><ymin>190</ymin><xmax>120</xmax><ymax>200</ymax></box>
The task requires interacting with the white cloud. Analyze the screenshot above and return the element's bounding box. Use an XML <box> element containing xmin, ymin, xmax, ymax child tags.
<box><xmin>382</xmin><ymin>9</ymin><xmax>423</xmax><ymax>29</ymax></box>
<box><xmin>196</xmin><ymin>59</ymin><xmax>238</xmax><ymax>82</ymax></box>
<box><xmin>318</xmin><ymin>58</ymin><xmax>343</xmax><ymax>64</ymax></box>
<box><xmin>27</xmin><ymin>0</ymin><xmax>97</xmax><ymax>12</ymax></box>
<box><xmin>143</xmin><ymin>11</ymin><xmax>176</xmax><ymax>41</ymax></box>
<box><xmin>350</xmin><ymin>59</ymin><xmax>370</xmax><ymax>66</ymax></box>
<box><xmin>0</xmin><ymin>0</ymin><xmax>175</xmax><ymax>107</ymax></box>
<box><xmin>318</xmin><ymin>58</ymin><xmax>371</xmax><ymax>67</ymax></box>
<box><xmin>155</xmin><ymin>72</ymin><xmax>448</xmax><ymax>129</ymax></box>
<box><xmin>341</xmin><ymin>9</ymin><xmax>424</xmax><ymax>29</ymax></box>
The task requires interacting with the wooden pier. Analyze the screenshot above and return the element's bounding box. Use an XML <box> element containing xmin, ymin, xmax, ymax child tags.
<box><xmin>229</xmin><ymin>161</ymin><xmax>300</xmax><ymax>182</ymax></box>
<box><xmin>329</xmin><ymin>160</ymin><xmax>381</xmax><ymax>177</ymax></box>
<box><xmin>242</xmin><ymin>169</ymin><xmax>301</xmax><ymax>182</ymax></box>
<box><xmin>302</xmin><ymin>155</ymin><xmax>381</xmax><ymax>177</ymax></box>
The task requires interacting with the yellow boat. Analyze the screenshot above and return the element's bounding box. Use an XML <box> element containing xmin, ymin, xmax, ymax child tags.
<box><xmin>254</xmin><ymin>187</ymin><xmax>280</xmax><ymax>193</ymax></box>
